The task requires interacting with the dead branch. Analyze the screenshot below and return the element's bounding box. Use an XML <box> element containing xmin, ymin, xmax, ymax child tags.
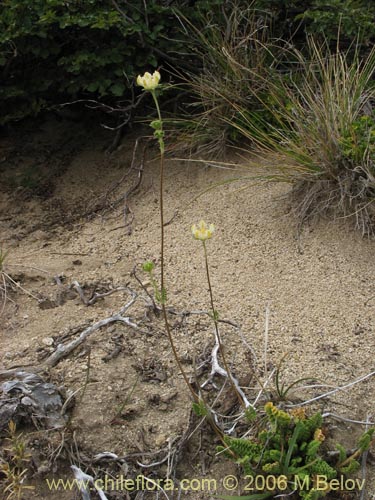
<box><xmin>108</xmin><ymin>138</ymin><xmax>147</xmax><ymax>232</ymax></box>
<box><xmin>200</xmin><ymin>328</ymin><xmax>252</xmax><ymax>409</ymax></box>
<box><xmin>71</xmin><ymin>465</ymin><xmax>109</xmax><ymax>500</ymax></box>
<box><xmin>131</xmin><ymin>265</ymin><xmax>159</xmax><ymax>313</ymax></box>
<box><xmin>118</xmin><ymin>137</ymin><xmax>146</xmax><ymax>204</ymax></box>
<box><xmin>58</xmin><ymin>92</ymin><xmax>146</xmax><ymax>116</ymax></box>
<box><xmin>71</xmin><ymin>281</ymin><xmax>131</xmax><ymax>306</ymax></box>
<box><xmin>43</xmin><ymin>290</ymin><xmax>139</xmax><ymax>368</ymax></box>
<box><xmin>286</xmin><ymin>369</ymin><xmax>375</xmax><ymax>408</ymax></box>
<box><xmin>58</xmin><ymin>88</ymin><xmax>147</xmax><ymax>152</ymax></box>
<box><xmin>0</xmin><ymin>289</ymin><xmax>140</xmax><ymax>378</ymax></box>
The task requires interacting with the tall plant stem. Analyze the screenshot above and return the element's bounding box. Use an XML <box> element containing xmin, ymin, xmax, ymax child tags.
<box><xmin>151</xmin><ymin>90</ymin><xmax>199</xmax><ymax>402</ymax></box>
<box><xmin>203</xmin><ymin>241</ymin><xmax>245</xmax><ymax>409</ymax></box>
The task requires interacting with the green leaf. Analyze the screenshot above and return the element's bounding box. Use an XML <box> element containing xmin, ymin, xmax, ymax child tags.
<box><xmin>244</xmin><ymin>406</ymin><xmax>257</xmax><ymax>423</ymax></box>
<box><xmin>358</xmin><ymin>428</ymin><xmax>375</xmax><ymax>451</ymax></box>
<box><xmin>282</xmin><ymin>421</ymin><xmax>303</xmax><ymax>474</ymax></box>
<box><xmin>110</xmin><ymin>82</ymin><xmax>126</xmax><ymax>96</ymax></box>
<box><xmin>192</xmin><ymin>400</ymin><xmax>208</xmax><ymax>417</ymax></box>
<box><xmin>86</xmin><ymin>82</ymin><xmax>99</xmax><ymax>92</ymax></box>
<box><xmin>150</xmin><ymin>120</ymin><xmax>162</xmax><ymax>130</ymax></box>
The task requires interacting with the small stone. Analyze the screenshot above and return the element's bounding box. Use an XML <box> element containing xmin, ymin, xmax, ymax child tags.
<box><xmin>154</xmin><ymin>434</ymin><xmax>167</xmax><ymax>447</ymax></box>
<box><xmin>39</xmin><ymin>298</ymin><xmax>57</xmax><ymax>310</ymax></box>
<box><xmin>56</xmin><ymin>288</ymin><xmax>76</xmax><ymax>306</ymax></box>
<box><xmin>42</xmin><ymin>337</ymin><xmax>54</xmax><ymax>346</ymax></box>
<box><xmin>36</xmin><ymin>461</ymin><xmax>51</xmax><ymax>475</ymax></box>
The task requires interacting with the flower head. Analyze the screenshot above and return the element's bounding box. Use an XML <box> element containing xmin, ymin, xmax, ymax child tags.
<box><xmin>314</xmin><ymin>428</ymin><xmax>325</xmax><ymax>443</ymax></box>
<box><xmin>191</xmin><ymin>220</ymin><xmax>215</xmax><ymax>241</ymax></box>
<box><xmin>136</xmin><ymin>70</ymin><xmax>161</xmax><ymax>90</ymax></box>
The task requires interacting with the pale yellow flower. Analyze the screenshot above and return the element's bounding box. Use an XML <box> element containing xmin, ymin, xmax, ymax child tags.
<box><xmin>136</xmin><ymin>70</ymin><xmax>161</xmax><ymax>90</ymax></box>
<box><xmin>191</xmin><ymin>220</ymin><xmax>215</xmax><ymax>241</ymax></box>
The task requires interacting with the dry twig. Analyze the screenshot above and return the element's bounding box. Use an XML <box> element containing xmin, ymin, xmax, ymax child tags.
<box><xmin>0</xmin><ymin>288</ymin><xmax>141</xmax><ymax>378</ymax></box>
<box><xmin>43</xmin><ymin>290</ymin><xmax>139</xmax><ymax>368</ymax></box>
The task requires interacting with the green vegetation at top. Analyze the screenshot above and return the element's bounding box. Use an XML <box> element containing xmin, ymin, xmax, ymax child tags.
<box><xmin>2</xmin><ymin>0</ymin><xmax>375</xmax><ymax>126</ymax></box>
<box><xmin>255</xmin><ymin>0</ymin><xmax>375</xmax><ymax>45</ymax></box>
<box><xmin>0</xmin><ymin>0</ymin><xmax>223</xmax><ymax>124</ymax></box>
<box><xmin>2</xmin><ymin>0</ymin><xmax>375</xmax><ymax>231</ymax></box>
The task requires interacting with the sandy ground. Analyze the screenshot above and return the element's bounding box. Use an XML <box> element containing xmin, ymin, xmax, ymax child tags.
<box><xmin>0</xmin><ymin>117</ymin><xmax>375</xmax><ymax>499</ymax></box>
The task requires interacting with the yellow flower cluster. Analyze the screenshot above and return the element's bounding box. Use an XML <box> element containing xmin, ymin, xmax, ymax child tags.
<box><xmin>264</xmin><ymin>402</ymin><xmax>291</xmax><ymax>425</ymax></box>
<box><xmin>136</xmin><ymin>70</ymin><xmax>161</xmax><ymax>90</ymax></box>
<box><xmin>290</xmin><ymin>407</ymin><xmax>307</xmax><ymax>421</ymax></box>
<box><xmin>191</xmin><ymin>220</ymin><xmax>215</xmax><ymax>241</ymax></box>
<box><xmin>313</xmin><ymin>428</ymin><xmax>325</xmax><ymax>442</ymax></box>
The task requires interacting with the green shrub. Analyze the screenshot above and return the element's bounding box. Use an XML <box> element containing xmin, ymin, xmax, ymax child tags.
<box><xmin>218</xmin><ymin>402</ymin><xmax>374</xmax><ymax>500</ymax></box>
<box><xmin>0</xmin><ymin>0</ymin><xmax>227</xmax><ymax>125</ymax></box>
<box><xmin>300</xmin><ymin>0</ymin><xmax>375</xmax><ymax>43</ymax></box>
<box><xmin>254</xmin><ymin>0</ymin><xmax>375</xmax><ymax>47</ymax></box>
